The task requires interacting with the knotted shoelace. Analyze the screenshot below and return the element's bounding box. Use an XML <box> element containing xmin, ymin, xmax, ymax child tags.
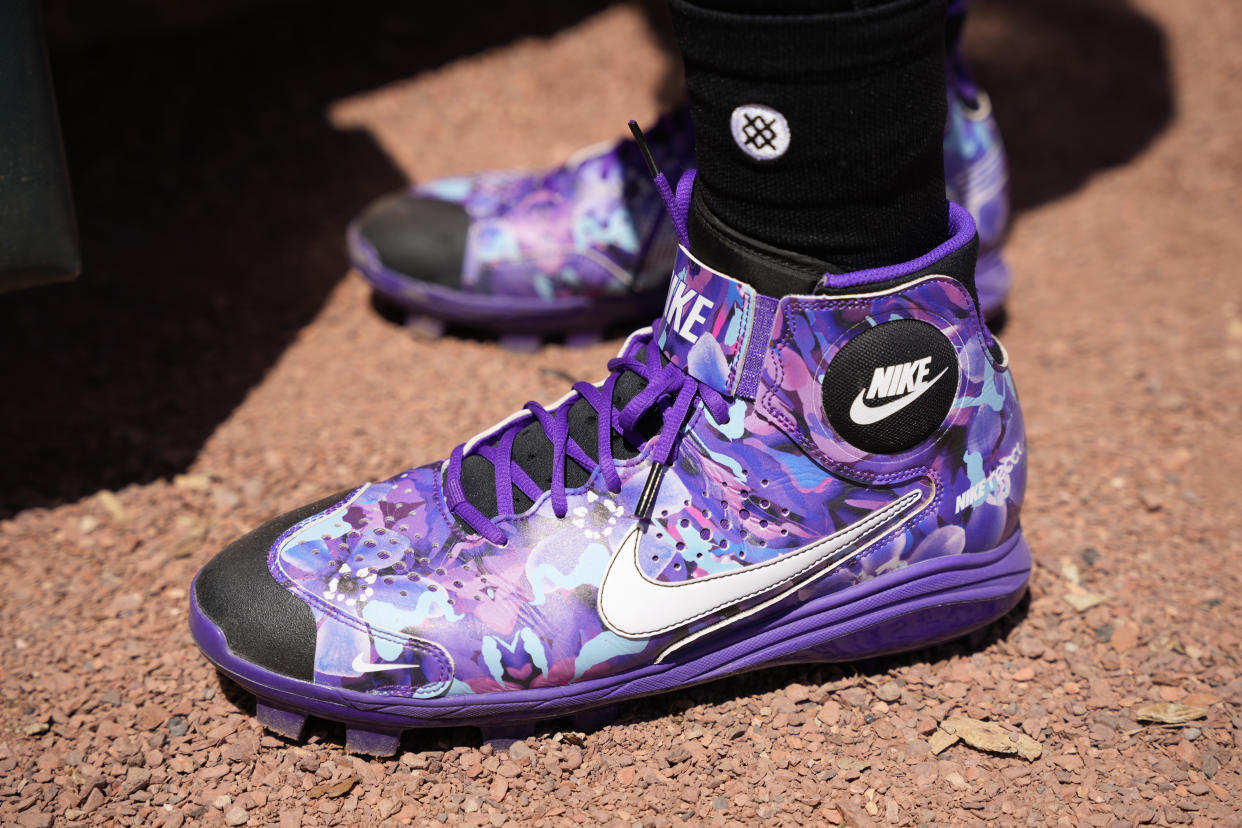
<box><xmin>445</xmin><ymin>333</ymin><xmax>730</xmax><ymax>545</ymax></box>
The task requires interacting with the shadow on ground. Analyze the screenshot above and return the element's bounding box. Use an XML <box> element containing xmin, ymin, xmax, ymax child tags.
<box><xmin>969</xmin><ymin>0</ymin><xmax>1174</xmax><ymax>213</ymax></box>
<box><xmin>1</xmin><ymin>0</ymin><xmax>1171</xmax><ymax>516</ymax></box>
<box><xmin>0</xmin><ymin>0</ymin><xmax>622</xmax><ymax>515</ymax></box>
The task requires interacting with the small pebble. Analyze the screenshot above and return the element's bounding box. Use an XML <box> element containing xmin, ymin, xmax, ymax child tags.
<box><xmin>876</xmin><ymin>681</ymin><xmax>902</xmax><ymax>702</ymax></box>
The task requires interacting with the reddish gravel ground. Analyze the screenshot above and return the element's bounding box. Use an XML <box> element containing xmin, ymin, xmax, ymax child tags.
<box><xmin>3</xmin><ymin>0</ymin><xmax>1242</xmax><ymax>825</ymax></box>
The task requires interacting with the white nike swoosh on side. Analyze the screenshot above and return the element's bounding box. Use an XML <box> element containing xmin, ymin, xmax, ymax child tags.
<box><xmin>597</xmin><ymin>489</ymin><xmax>922</xmax><ymax>639</ymax></box>
<box><xmin>848</xmin><ymin>367</ymin><xmax>949</xmax><ymax>426</ymax></box>
<box><xmin>351</xmin><ymin>653</ymin><xmax>414</xmax><ymax>674</ymax></box>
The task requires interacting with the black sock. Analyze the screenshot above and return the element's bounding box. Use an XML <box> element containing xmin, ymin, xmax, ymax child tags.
<box><xmin>669</xmin><ymin>0</ymin><xmax>950</xmax><ymax>285</ymax></box>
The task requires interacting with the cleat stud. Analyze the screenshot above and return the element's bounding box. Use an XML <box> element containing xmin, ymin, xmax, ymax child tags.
<box><xmin>255</xmin><ymin>702</ymin><xmax>307</xmax><ymax>740</ymax></box>
<box><xmin>498</xmin><ymin>334</ymin><xmax>541</xmax><ymax>353</ymax></box>
<box><xmin>480</xmin><ymin>722</ymin><xmax>536</xmax><ymax>750</ymax></box>
<box><xmin>404</xmin><ymin>314</ymin><xmax>446</xmax><ymax>339</ymax></box>
<box><xmin>345</xmin><ymin>727</ymin><xmax>402</xmax><ymax>757</ymax></box>
<box><xmin>564</xmin><ymin>331</ymin><xmax>602</xmax><ymax>349</ymax></box>
<box><xmin>572</xmin><ymin>704</ymin><xmax>618</xmax><ymax>732</ymax></box>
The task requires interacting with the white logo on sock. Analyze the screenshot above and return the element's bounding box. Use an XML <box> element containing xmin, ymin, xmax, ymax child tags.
<box><xmin>731</xmin><ymin>104</ymin><xmax>790</xmax><ymax>161</ymax></box>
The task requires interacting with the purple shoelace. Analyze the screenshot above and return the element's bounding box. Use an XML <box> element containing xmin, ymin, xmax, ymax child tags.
<box><xmin>444</xmin><ymin>334</ymin><xmax>730</xmax><ymax>545</ymax></box>
<box><xmin>446</xmin><ymin>127</ymin><xmax>710</xmax><ymax>545</ymax></box>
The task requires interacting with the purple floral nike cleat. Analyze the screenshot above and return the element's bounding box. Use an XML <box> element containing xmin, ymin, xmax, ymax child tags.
<box><xmin>348</xmin><ymin>111</ymin><xmax>694</xmax><ymax>348</ymax></box>
<box><xmin>192</xmin><ymin>161</ymin><xmax>1030</xmax><ymax>755</ymax></box>
<box><xmin>349</xmin><ymin>30</ymin><xmax>1011</xmax><ymax>341</ymax></box>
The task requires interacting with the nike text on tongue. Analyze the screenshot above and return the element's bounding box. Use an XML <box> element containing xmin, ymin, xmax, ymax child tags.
<box><xmin>663</xmin><ymin>280</ymin><xmax>715</xmax><ymax>344</ymax></box>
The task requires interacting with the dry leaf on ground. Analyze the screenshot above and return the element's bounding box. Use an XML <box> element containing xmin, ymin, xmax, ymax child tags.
<box><xmin>928</xmin><ymin>729</ymin><xmax>959</xmax><ymax>755</ymax></box>
<box><xmin>1135</xmin><ymin>702</ymin><xmax>1209</xmax><ymax>724</ymax></box>
<box><xmin>173</xmin><ymin>473</ymin><xmax>212</xmax><ymax>490</ymax></box>
<box><xmin>934</xmin><ymin>717</ymin><xmax>1042</xmax><ymax>761</ymax></box>
<box><xmin>307</xmin><ymin>776</ymin><xmax>360</xmax><ymax>799</ymax></box>
<box><xmin>837</xmin><ymin>756</ymin><xmax>870</xmax><ymax>773</ymax></box>
<box><xmin>96</xmin><ymin>490</ymin><xmax>128</xmax><ymax>521</ymax></box>
<box><xmin>1063</xmin><ymin>591</ymin><xmax>1106</xmax><ymax>612</ymax></box>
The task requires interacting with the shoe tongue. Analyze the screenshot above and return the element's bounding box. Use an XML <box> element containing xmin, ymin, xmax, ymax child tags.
<box><xmin>458</xmin><ymin>350</ymin><xmax>657</xmax><ymax>520</ymax></box>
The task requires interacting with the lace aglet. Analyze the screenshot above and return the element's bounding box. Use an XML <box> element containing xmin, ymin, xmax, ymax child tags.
<box><xmin>629</xmin><ymin>120</ymin><xmax>660</xmax><ymax>177</ymax></box>
<box><xmin>635</xmin><ymin>462</ymin><xmax>667</xmax><ymax>522</ymax></box>
<box><xmin>628</xmin><ymin>119</ymin><xmax>689</xmax><ymax>248</ymax></box>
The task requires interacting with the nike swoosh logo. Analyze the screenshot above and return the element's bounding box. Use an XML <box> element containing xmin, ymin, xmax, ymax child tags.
<box><xmin>597</xmin><ymin>489</ymin><xmax>922</xmax><ymax>639</ymax></box>
<box><xmin>351</xmin><ymin>653</ymin><xmax>413</xmax><ymax>674</ymax></box>
<box><xmin>849</xmin><ymin>367</ymin><xmax>949</xmax><ymax>426</ymax></box>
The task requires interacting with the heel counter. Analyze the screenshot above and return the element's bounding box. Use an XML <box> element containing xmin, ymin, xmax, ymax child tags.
<box><xmin>953</xmin><ymin>336</ymin><xmax>1025</xmax><ymax>551</ymax></box>
<box><xmin>1001</xmin><ymin>349</ymin><xmax>1028</xmax><ymax>529</ymax></box>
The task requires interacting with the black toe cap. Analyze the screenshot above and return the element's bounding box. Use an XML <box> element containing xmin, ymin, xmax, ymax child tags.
<box><xmin>195</xmin><ymin>492</ymin><xmax>349</xmax><ymax>681</ymax></box>
<box><xmin>355</xmin><ymin>192</ymin><xmax>469</xmax><ymax>288</ymax></box>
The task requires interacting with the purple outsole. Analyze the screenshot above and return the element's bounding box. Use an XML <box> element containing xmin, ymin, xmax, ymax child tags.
<box><xmin>190</xmin><ymin>530</ymin><xmax>1030</xmax><ymax>746</ymax></box>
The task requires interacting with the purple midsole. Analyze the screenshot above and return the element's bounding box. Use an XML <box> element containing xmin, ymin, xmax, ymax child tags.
<box><xmin>190</xmin><ymin>529</ymin><xmax>1030</xmax><ymax>731</ymax></box>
